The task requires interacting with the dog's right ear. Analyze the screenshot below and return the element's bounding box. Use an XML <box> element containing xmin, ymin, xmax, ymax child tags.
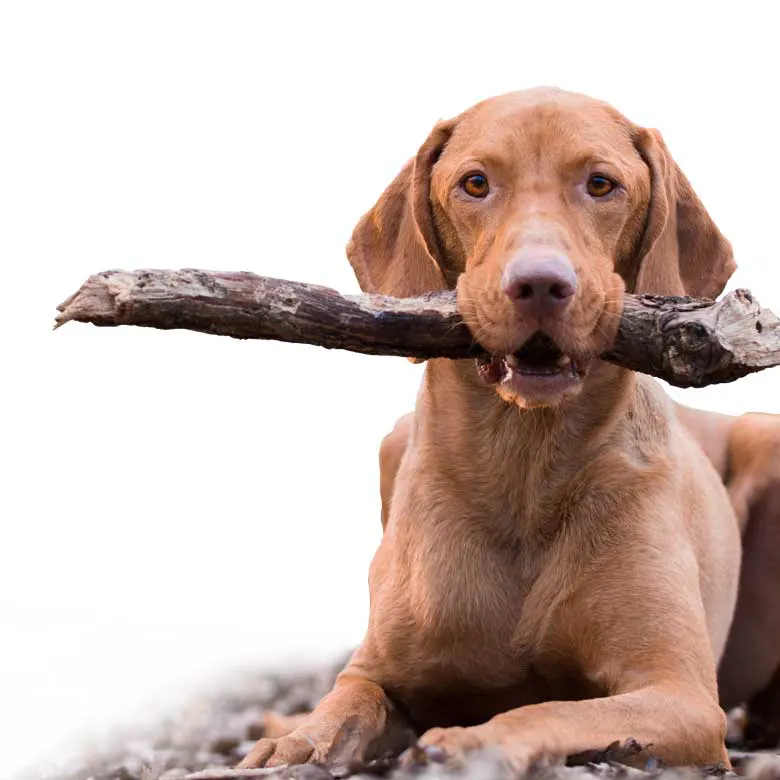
<box><xmin>346</xmin><ymin>120</ymin><xmax>456</xmax><ymax>298</ymax></box>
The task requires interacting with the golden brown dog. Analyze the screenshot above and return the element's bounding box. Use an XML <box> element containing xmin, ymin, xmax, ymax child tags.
<box><xmin>241</xmin><ymin>88</ymin><xmax>780</xmax><ymax>770</ymax></box>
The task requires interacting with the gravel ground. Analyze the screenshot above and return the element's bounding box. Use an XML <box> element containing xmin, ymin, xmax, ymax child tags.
<box><xmin>23</xmin><ymin>660</ymin><xmax>780</xmax><ymax>780</ymax></box>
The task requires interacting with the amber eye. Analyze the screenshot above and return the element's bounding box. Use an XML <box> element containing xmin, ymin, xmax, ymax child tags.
<box><xmin>461</xmin><ymin>173</ymin><xmax>489</xmax><ymax>198</ymax></box>
<box><xmin>587</xmin><ymin>174</ymin><xmax>616</xmax><ymax>198</ymax></box>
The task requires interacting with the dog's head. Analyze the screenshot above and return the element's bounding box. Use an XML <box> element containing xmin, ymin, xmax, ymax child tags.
<box><xmin>347</xmin><ymin>88</ymin><xmax>734</xmax><ymax>408</ymax></box>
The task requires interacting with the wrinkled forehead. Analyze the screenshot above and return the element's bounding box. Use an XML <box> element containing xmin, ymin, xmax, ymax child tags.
<box><xmin>438</xmin><ymin>90</ymin><xmax>644</xmax><ymax>177</ymax></box>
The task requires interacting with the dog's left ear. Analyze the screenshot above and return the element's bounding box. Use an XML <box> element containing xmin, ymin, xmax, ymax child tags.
<box><xmin>626</xmin><ymin>128</ymin><xmax>735</xmax><ymax>298</ymax></box>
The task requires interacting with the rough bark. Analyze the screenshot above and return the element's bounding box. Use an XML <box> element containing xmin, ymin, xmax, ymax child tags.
<box><xmin>55</xmin><ymin>269</ymin><xmax>780</xmax><ymax>389</ymax></box>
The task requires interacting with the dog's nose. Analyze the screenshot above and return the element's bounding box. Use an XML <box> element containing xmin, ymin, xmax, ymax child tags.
<box><xmin>501</xmin><ymin>254</ymin><xmax>577</xmax><ymax>315</ymax></box>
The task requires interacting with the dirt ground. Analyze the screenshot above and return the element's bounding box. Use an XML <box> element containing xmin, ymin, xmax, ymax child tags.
<box><xmin>27</xmin><ymin>660</ymin><xmax>780</xmax><ymax>780</ymax></box>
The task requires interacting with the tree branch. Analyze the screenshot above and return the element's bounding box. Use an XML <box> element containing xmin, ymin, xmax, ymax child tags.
<box><xmin>55</xmin><ymin>269</ymin><xmax>780</xmax><ymax>388</ymax></box>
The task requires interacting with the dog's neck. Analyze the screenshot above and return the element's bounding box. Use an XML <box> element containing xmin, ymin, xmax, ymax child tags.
<box><xmin>413</xmin><ymin>358</ymin><xmax>641</xmax><ymax>537</ymax></box>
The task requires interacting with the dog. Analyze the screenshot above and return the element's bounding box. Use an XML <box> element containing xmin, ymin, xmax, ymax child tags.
<box><xmin>240</xmin><ymin>88</ymin><xmax>780</xmax><ymax>771</ymax></box>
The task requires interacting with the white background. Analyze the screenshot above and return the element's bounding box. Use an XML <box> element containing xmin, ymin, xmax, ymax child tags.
<box><xmin>1</xmin><ymin>2</ymin><xmax>778</xmax><ymax>777</ymax></box>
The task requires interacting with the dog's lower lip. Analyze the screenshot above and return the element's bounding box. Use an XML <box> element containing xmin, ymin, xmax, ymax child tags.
<box><xmin>474</xmin><ymin>330</ymin><xmax>591</xmax><ymax>389</ymax></box>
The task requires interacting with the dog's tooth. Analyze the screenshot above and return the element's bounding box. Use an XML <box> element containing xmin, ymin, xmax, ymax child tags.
<box><xmin>505</xmin><ymin>354</ymin><xmax>519</xmax><ymax>369</ymax></box>
<box><xmin>557</xmin><ymin>355</ymin><xmax>572</xmax><ymax>367</ymax></box>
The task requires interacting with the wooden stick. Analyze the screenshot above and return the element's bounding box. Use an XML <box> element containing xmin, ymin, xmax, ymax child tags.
<box><xmin>55</xmin><ymin>269</ymin><xmax>780</xmax><ymax>389</ymax></box>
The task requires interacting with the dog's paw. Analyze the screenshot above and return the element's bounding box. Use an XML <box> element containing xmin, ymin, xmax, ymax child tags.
<box><xmin>418</xmin><ymin>725</ymin><xmax>533</xmax><ymax>772</ymax></box>
<box><xmin>237</xmin><ymin>715</ymin><xmax>378</xmax><ymax>771</ymax></box>
<box><xmin>238</xmin><ymin>731</ymin><xmax>321</xmax><ymax>769</ymax></box>
<box><xmin>419</xmin><ymin>726</ymin><xmax>485</xmax><ymax>756</ymax></box>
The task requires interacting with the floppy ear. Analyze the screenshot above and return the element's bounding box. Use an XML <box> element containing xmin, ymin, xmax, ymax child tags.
<box><xmin>346</xmin><ymin>120</ymin><xmax>456</xmax><ymax>297</ymax></box>
<box><xmin>627</xmin><ymin>128</ymin><xmax>735</xmax><ymax>298</ymax></box>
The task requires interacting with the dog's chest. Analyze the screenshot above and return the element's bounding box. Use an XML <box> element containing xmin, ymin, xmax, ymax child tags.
<box><xmin>373</xmin><ymin>556</ymin><xmax>594</xmax><ymax>731</ymax></box>
<box><xmin>371</xmin><ymin>516</ymin><xmax>576</xmax><ymax>720</ymax></box>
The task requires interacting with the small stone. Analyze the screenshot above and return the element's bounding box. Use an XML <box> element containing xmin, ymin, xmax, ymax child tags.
<box><xmin>278</xmin><ymin>765</ymin><xmax>333</xmax><ymax>780</ymax></box>
<box><xmin>209</xmin><ymin>736</ymin><xmax>241</xmax><ymax>756</ymax></box>
<box><xmin>747</xmin><ymin>754</ymin><xmax>780</xmax><ymax>780</ymax></box>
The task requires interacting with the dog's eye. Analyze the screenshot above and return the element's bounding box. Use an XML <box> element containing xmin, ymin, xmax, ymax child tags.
<box><xmin>586</xmin><ymin>175</ymin><xmax>616</xmax><ymax>198</ymax></box>
<box><xmin>461</xmin><ymin>173</ymin><xmax>489</xmax><ymax>198</ymax></box>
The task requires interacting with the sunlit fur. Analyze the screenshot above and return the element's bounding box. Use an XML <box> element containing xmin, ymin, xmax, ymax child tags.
<box><xmin>239</xmin><ymin>89</ymin><xmax>758</xmax><ymax>773</ymax></box>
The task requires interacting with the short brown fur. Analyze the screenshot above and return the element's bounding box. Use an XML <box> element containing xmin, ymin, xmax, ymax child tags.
<box><xmin>240</xmin><ymin>89</ymin><xmax>779</xmax><ymax>772</ymax></box>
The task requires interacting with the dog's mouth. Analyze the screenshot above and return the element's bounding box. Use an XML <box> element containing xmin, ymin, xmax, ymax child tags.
<box><xmin>476</xmin><ymin>333</ymin><xmax>586</xmax><ymax>391</ymax></box>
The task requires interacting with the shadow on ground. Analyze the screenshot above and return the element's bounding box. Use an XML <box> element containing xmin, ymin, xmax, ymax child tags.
<box><xmin>30</xmin><ymin>660</ymin><xmax>780</xmax><ymax>780</ymax></box>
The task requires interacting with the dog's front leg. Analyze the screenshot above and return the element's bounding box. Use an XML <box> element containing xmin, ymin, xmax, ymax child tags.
<box><xmin>418</xmin><ymin>684</ymin><xmax>728</xmax><ymax>771</ymax></box>
<box><xmin>238</xmin><ymin>671</ymin><xmax>403</xmax><ymax>769</ymax></box>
